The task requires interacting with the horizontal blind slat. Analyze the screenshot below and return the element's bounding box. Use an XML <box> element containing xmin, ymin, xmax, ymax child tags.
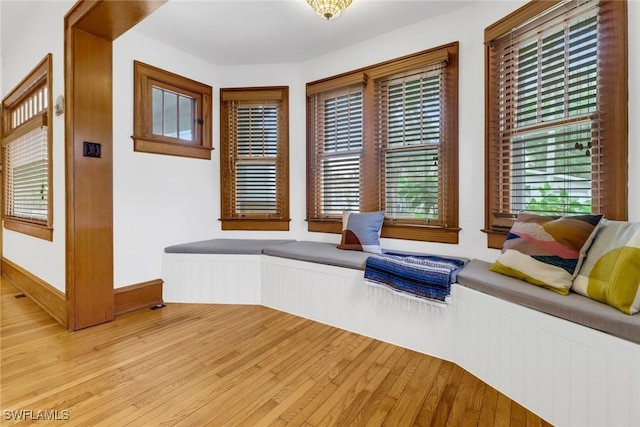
<box><xmin>376</xmin><ymin>62</ymin><xmax>446</xmax><ymax>223</ymax></box>
<box><xmin>488</xmin><ymin>0</ymin><xmax>602</xmax><ymax>218</ymax></box>
<box><xmin>310</xmin><ymin>84</ymin><xmax>364</xmax><ymax>217</ymax></box>
<box><xmin>227</xmin><ymin>99</ymin><xmax>284</xmax><ymax>217</ymax></box>
<box><xmin>4</xmin><ymin>125</ymin><xmax>49</xmax><ymax>222</ymax></box>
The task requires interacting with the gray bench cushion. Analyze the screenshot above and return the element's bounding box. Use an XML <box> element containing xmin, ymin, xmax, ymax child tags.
<box><xmin>263</xmin><ymin>241</ymin><xmax>372</xmax><ymax>270</ymax></box>
<box><xmin>458</xmin><ymin>259</ymin><xmax>640</xmax><ymax>344</ymax></box>
<box><xmin>164</xmin><ymin>238</ymin><xmax>296</xmax><ymax>255</ymax></box>
<box><xmin>262</xmin><ymin>241</ymin><xmax>470</xmax><ymax>271</ymax></box>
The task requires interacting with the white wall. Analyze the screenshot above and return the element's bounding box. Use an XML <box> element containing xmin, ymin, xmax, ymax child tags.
<box><xmin>301</xmin><ymin>0</ymin><xmax>640</xmax><ymax>259</ymax></box>
<box><xmin>0</xmin><ymin>1</ymin><xmax>73</xmax><ymax>292</ymax></box>
<box><xmin>210</xmin><ymin>62</ymin><xmax>310</xmax><ymax>240</ymax></box>
<box><xmin>112</xmin><ymin>0</ymin><xmax>640</xmax><ymax>288</ymax></box>
<box><xmin>300</xmin><ymin>1</ymin><xmax>531</xmax><ymax>262</ymax></box>
<box><xmin>112</xmin><ymin>30</ymin><xmax>311</xmax><ymax>287</ymax></box>
<box><xmin>112</xmin><ymin>32</ymin><xmax>223</xmax><ymax>287</ymax></box>
<box><xmin>4</xmin><ymin>0</ymin><xmax>639</xmax><ymax>290</ymax></box>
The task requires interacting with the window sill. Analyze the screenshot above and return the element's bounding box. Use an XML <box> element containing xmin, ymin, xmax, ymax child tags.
<box><xmin>220</xmin><ymin>218</ymin><xmax>290</xmax><ymax>231</ymax></box>
<box><xmin>133</xmin><ymin>136</ymin><xmax>212</xmax><ymax>160</ymax></box>
<box><xmin>307</xmin><ymin>220</ymin><xmax>342</xmax><ymax>234</ymax></box>
<box><xmin>307</xmin><ymin>219</ymin><xmax>461</xmax><ymax>244</ymax></box>
<box><xmin>381</xmin><ymin>223</ymin><xmax>460</xmax><ymax>244</ymax></box>
<box><xmin>4</xmin><ymin>218</ymin><xmax>53</xmax><ymax>241</ymax></box>
<box><xmin>482</xmin><ymin>229</ymin><xmax>508</xmax><ymax>249</ymax></box>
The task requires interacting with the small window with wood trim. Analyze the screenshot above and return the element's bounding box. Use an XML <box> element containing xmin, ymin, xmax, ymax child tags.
<box><xmin>219</xmin><ymin>87</ymin><xmax>290</xmax><ymax>231</ymax></box>
<box><xmin>307</xmin><ymin>43</ymin><xmax>460</xmax><ymax>244</ymax></box>
<box><xmin>484</xmin><ymin>0</ymin><xmax>628</xmax><ymax>248</ymax></box>
<box><xmin>1</xmin><ymin>54</ymin><xmax>53</xmax><ymax>241</ymax></box>
<box><xmin>133</xmin><ymin>61</ymin><xmax>212</xmax><ymax>160</ymax></box>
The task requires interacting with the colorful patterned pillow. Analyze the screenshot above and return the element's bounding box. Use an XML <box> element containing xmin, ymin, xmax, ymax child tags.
<box><xmin>337</xmin><ymin>211</ymin><xmax>385</xmax><ymax>254</ymax></box>
<box><xmin>490</xmin><ymin>212</ymin><xmax>603</xmax><ymax>294</ymax></box>
<box><xmin>572</xmin><ymin>220</ymin><xmax>640</xmax><ymax>314</ymax></box>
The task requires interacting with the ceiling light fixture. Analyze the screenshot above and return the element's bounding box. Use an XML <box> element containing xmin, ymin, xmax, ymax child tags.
<box><xmin>307</xmin><ymin>0</ymin><xmax>353</xmax><ymax>20</ymax></box>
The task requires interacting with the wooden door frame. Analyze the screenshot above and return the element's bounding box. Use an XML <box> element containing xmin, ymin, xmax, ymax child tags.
<box><xmin>0</xmin><ymin>105</ymin><xmax>3</xmax><ymax>270</ymax></box>
<box><xmin>64</xmin><ymin>0</ymin><xmax>165</xmax><ymax>330</ymax></box>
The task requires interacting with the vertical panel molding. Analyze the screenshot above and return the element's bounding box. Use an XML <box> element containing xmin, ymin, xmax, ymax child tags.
<box><xmin>64</xmin><ymin>0</ymin><xmax>166</xmax><ymax>330</ymax></box>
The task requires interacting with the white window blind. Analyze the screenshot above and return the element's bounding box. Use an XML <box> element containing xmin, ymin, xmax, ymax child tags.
<box><xmin>4</xmin><ymin>123</ymin><xmax>48</xmax><ymax>223</ymax></box>
<box><xmin>376</xmin><ymin>63</ymin><xmax>447</xmax><ymax>225</ymax></box>
<box><xmin>490</xmin><ymin>0</ymin><xmax>601</xmax><ymax>220</ymax></box>
<box><xmin>309</xmin><ymin>85</ymin><xmax>363</xmax><ymax>216</ymax></box>
<box><xmin>1</xmin><ymin>54</ymin><xmax>52</xmax><ymax>239</ymax></box>
<box><xmin>229</xmin><ymin>102</ymin><xmax>280</xmax><ymax>215</ymax></box>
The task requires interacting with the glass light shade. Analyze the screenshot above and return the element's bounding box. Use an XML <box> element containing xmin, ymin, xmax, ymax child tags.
<box><xmin>307</xmin><ymin>0</ymin><xmax>353</xmax><ymax>20</ymax></box>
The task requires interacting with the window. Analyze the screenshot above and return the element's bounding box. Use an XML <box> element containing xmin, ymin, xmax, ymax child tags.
<box><xmin>219</xmin><ymin>87</ymin><xmax>290</xmax><ymax>230</ymax></box>
<box><xmin>484</xmin><ymin>0</ymin><xmax>628</xmax><ymax>248</ymax></box>
<box><xmin>307</xmin><ymin>43</ymin><xmax>459</xmax><ymax>243</ymax></box>
<box><xmin>1</xmin><ymin>54</ymin><xmax>53</xmax><ymax>241</ymax></box>
<box><xmin>309</xmin><ymin>81</ymin><xmax>363</xmax><ymax>216</ymax></box>
<box><xmin>133</xmin><ymin>61</ymin><xmax>212</xmax><ymax>159</ymax></box>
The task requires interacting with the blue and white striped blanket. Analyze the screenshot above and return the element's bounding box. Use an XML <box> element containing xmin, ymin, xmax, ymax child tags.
<box><xmin>364</xmin><ymin>253</ymin><xmax>467</xmax><ymax>305</ymax></box>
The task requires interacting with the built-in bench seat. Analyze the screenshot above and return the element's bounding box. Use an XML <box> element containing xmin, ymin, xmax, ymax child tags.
<box><xmin>458</xmin><ymin>259</ymin><xmax>640</xmax><ymax>344</ymax></box>
<box><xmin>162</xmin><ymin>237</ymin><xmax>640</xmax><ymax>426</ymax></box>
<box><xmin>164</xmin><ymin>238</ymin><xmax>296</xmax><ymax>255</ymax></box>
<box><xmin>263</xmin><ymin>240</ymin><xmax>470</xmax><ymax>271</ymax></box>
<box><xmin>164</xmin><ymin>239</ymin><xmax>640</xmax><ymax>344</ymax></box>
<box><xmin>162</xmin><ymin>238</ymin><xmax>295</xmax><ymax>304</ymax></box>
<box><xmin>263</xmin><ymin>240</ymin><xmax>371</xmax><ymax>270</ymax></box>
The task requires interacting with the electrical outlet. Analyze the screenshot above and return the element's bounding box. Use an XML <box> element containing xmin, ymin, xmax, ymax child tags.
<box><xmin>83</xmin><ymin>141</ymin><xmax>101</xmax><ymax>158</ymax></box>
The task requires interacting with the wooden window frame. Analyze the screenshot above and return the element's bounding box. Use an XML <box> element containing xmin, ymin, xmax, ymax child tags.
<box><xmin>1</xmin><ymin>54</ymin><xmax>53</xmax><ymax>241</ymax></box>
<box><xmin>133</xmin><ymin>61</ymin><xmax>212</xmax><ymax>160</ymax></box>
<box><xmin>483</xmin><ymin>0</ymin><xmax>628</xmax><ymax>249</ymax></box>
<box><xmin>219</xmin><ymin>86</ymin><xmax>290</xmax><ymax>231</ymax></box>
<box><xmin>306</xmin><ymin>43</ymin><xmax>460</xmax><ymax>244</ymax></box>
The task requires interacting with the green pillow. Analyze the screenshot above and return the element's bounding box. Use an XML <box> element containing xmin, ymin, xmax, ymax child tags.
<box><xmin>572</xmin><ymin>220</ymin><xmax>640</xmax><ymax>315</ymax></box>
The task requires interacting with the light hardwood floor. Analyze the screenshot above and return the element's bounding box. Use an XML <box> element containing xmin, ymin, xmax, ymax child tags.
<box><xmin>1</xmin><ymin>278</ymin><xmax>552</xmax><ymax>426</ymax></box>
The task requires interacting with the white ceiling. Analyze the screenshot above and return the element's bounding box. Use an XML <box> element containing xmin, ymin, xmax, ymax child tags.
<box><xmin>0</xmin><ymin>0</ymin><xmax>41</xmax><ymax>55</ymax></box>
<box><xmin>134</xmin><ymin>0</ymin><xmax>471</xmax><ymax>65</ymax></box>
<box><xmin>132</xmin><ymin>0</ymin><xmax>476</xmax><ymax>65</ymax></box>
<box><xmin>1</xmin><ymin>0</ymin><xmax>476</xmax><ymax>67</ymax></box>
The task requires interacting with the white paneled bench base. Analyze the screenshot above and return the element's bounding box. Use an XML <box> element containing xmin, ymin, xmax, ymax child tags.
<box><xmin>161</xmin><ymin>240</ymin><xmax>640</xmax><ymax>427</ymax></box>
<box><xmin>162</xmin><ymin>253</ymin><xmax>264</xmax><ymax>304</ymax></box>
<box><xmin>261</xmin><ymin>254</ymin><xmax>456</xmax><ymax>362</ymax></box>
<box><xmin>456</xmin><ymin>260</ymin><xmax>640</xmax><ymax>427</ymax></box>
<box><xmin>162</xmin><ymin>239</ymin><xmax>294</xmax><ymax>304</ymax></box>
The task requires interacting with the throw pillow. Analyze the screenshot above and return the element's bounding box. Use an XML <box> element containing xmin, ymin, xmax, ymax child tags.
<box><xmin>490</xmin><ymin>212</ymin><xmax>603</xmax><ymax>294</ymax></box>
<box><xmin>337</xmin><ymin>211</ymin><xmax>385</xmax><ymax>254</ymax></box>
<box><xmin>572</xmin><ymin>220</ymin><xmax>640</xmax><ymax>315</ymax></box>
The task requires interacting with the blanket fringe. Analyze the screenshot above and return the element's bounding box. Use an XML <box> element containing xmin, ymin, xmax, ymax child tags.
<box><xmin>364</xmin><ymin>279</ymin><xmax>449</xmax><ymax>314</ymax></box>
